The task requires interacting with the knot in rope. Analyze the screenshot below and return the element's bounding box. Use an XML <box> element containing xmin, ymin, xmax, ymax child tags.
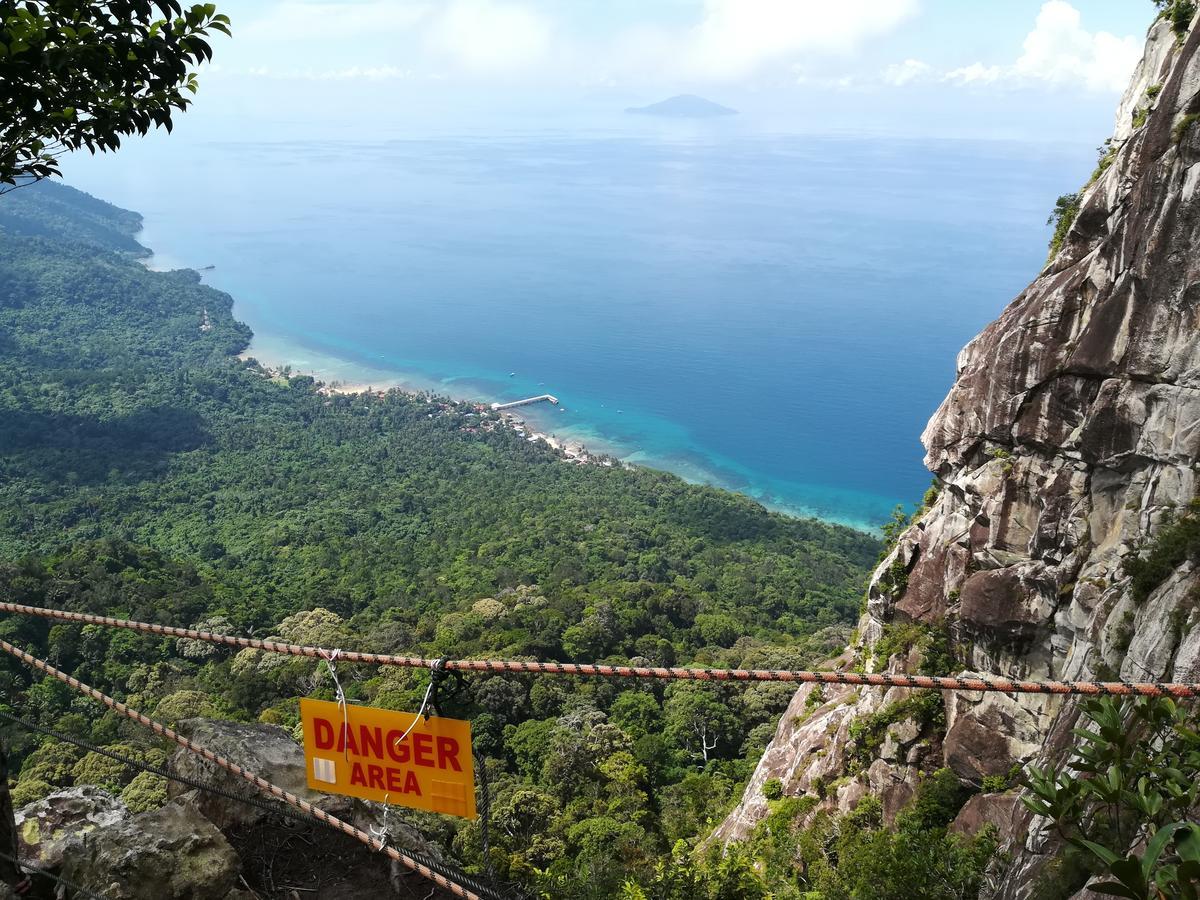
<box><xmin>429</xmin><ymin>656</ymin><xmax>453</xmax><ymax>718</ymax></box>
<box><xmin>368</xmin><ymin>794</ymin><xmax>392</xmax><ymax>849</ymax></box>
<box><xmin>393</xmin><ymin>657</ymin><xmax>451</xmax><ymax>751</ymax></box>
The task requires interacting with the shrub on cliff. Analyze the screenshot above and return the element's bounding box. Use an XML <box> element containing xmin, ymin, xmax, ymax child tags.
<box><xmin>1024</xmin><ymin>697</ymin><xmax>1200</xmax><ymax>899</ymax></box>
<box><xmin>1123</xmin><ymin>499</ymin><xmax>1200</xmax><ymax>601</ymax></box>
<box><xmin>1047</xmin><ymin>193</ymin><xmax>1081</xmax><ymax>257</ymax></box>
<box><xmin>1156</xmin><ymin>0</ymin><xmax>1198</xmax><ymax>38</ymax></box>
<box><xmin>732</xmin><ymin>771</ymin><xmax>994</xmax><ymax>899</ymax></box>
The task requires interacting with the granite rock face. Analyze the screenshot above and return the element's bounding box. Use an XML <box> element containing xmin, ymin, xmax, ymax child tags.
<box><xmin>716</xmin><ymin>13</ymin><xmax>1200</xmax><ymax>898</ymax></box>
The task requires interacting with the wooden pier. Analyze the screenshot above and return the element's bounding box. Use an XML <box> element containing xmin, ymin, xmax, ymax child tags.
<box><xmin>491</xmin><ymin>394</ymin><xmax>559</xmax><ymax>411</ymax></box>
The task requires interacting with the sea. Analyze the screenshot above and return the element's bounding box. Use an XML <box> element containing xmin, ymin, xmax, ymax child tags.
<box><xmin>60</xmin><ymin>126</ymin><xmax>1093</xmax><ymax>532</ymax></box>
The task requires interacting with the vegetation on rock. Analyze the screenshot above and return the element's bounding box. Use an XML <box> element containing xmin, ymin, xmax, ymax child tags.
<box><xmin>726</xmin><ymin>769</ymin><xmax>995</xmax><ymax>899</ymax></box>
<box><xmin>1155</xmin><ymin>0</ymin><xmax>1198</xmax><ymax>39</ymax></box>
<box><xmin>1046</xmin><ymin>192</ymin><xmax>1081</xmax><ymax>257</ymax></box>
<box><xmin>1123</xmin><ymin>500</ymin><xmax>1200</xmax><ymax>602</ymax></box>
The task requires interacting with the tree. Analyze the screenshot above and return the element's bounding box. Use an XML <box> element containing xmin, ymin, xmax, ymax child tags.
<box><xmin>663</xmin><ymin>684</ymin><xmax>740</xmax><ymax>766</ymax></box>
<box><xmin>610</xmin><ymin>690</ymin><xmax>665</xmax><ymax>739</ymax></box>
<box><xmin>0</xmin><ymin>1</ymin><xmax>230</xmax><ymax>190</ymax></box>
<box><xmin>1046</xmin><ymin>192</ymin><xmax>1081</xmax><ymax>256</ymax></box>
<box><xmin>1154</xmin><ymin>0</ymin><xmax>1198</xmax><ymax>39</ymax></box>
<box><xmin>567</xmin><ymin>817</ymin><xmax>649</xmax><ymax>891</ymax></box>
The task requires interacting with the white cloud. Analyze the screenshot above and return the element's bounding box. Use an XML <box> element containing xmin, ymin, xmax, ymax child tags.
<box><xmin>937</xmin><ymin>1</ymin><xmax>1139</xmax><ymax>92</ymax></box>
<box><xmin>239</xmin><ymin>1</ymin><xmax>431</xmax><ymax>43</ymax></box>
<box><xmin>221</xmin><ymin>0</ymin><xmax>1140</xmax><ymax>98</ymax></box>
<box><xmin>792</xmin><ymin>64</ymin><xmax>865</xmax><ymax>90</ymax></box>
<box><xmin>1013</xmin><ymin>0</ymin><xmax>1141</xmax><ymax>92</ymax></box>
<box><xmin>226</xmin><ymin>0</ymin><xmax>920</xmax><ymax>90</ymax></box>
<box><xmin>943</xmin><ymin>62</ymin><xmax>1004</xmax><ymax>85</ymax></box>
<box><xmin>681</xmin><ymin>0</ymin><xmax>919</xmax><ymax>80</ymax></box>
<box><xmin>234</xmin><ymin>0</ymin><xmax>550</xmax><ymax>78</ymax></box>
<box><xmin>882</xmin><ymin>58</ymin><xmax>931</xmax><ymax>86</ymax></box>
<box><xmin>424</xmin><ymin>0</ymin><xmax>552</xmax><ymax>73</ymax></box>
<box><xmin>246</xmin><ymin>65</ymin><xmax>412</xmax><ymax>81</ymax></box>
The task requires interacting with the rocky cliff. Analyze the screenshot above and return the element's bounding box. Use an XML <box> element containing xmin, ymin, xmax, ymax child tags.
<box><xmin>716</xmin><ymin>11</ymin><xmax>1200</xmax><ymax>898</ymax></box>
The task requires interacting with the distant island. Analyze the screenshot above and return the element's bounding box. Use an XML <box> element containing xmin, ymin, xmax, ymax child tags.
<box><xmin>625</xmin><ymin>94</ymin><xmax>738</xmax><ymax>118</ymax></box>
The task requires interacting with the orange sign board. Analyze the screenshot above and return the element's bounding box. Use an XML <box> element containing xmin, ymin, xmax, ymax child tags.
<box><xmin>299</xmin><ymin>698</ymin><xmax>476</xmax><ymax>819</ymax></box>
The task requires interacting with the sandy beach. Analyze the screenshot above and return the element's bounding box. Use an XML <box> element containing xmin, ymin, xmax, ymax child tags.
<box><xmin>234</xmin><ymin>333</ymin><xmax>875</xmax><ymax>532</ymax></box>
<box><xmin>238</xmin><ymin>343</ymin><xmax>613</xmax><ymax>470</ymax></box>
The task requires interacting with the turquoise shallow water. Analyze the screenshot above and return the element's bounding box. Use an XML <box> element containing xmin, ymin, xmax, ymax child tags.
<box><xmin>63</xmin><ymin>130</ymin><xmax>1092</xmax><ymax>531</ymax></box>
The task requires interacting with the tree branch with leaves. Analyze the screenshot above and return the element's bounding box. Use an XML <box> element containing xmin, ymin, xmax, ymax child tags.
<box><xmin>0</xmin><ymin>1</ymin><xmax>230</xmax><ymax>191</ymax></box>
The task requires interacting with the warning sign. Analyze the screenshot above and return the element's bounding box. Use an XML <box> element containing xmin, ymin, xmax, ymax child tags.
<box><xmin>300</xmin><ymin>698</ymin><xmax>477</xmax><ymax>819</ymax></box>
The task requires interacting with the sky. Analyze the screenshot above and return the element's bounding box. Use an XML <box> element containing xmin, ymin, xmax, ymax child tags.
<box><xmin>169</xmin><ymin>0</ymin><xmax>1158</xmax><ymax>142</ymax></box>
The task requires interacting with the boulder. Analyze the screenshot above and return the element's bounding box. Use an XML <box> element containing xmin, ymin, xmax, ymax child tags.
<box><xmin>60</xmin><ymin>801</ymin><xmax>239</xmax><ymax>900</ymax></box>
<box><xmin>15</xmin><ymin>785</ymin><xmax>129</xmax><ymax>869</ymax></box>
<box><xmin>879</xmin><ymin>718</ymin><xmax>921</xmax><ymax>762</ymax></box>
<box><xmin>865</xmin><ymin>757</ymin><xmax>918</xmax><ymax>821</ymax></box>
<box><xmin>164</xmin><ymin>717</ymin><xmax>445</xmax><ymax>898</ymax></box>
<box><xmin>958</xmin><ymin>567</ymin><xmax>1054</xmax><ymax>643</ymax></box>
<box><xmin>168</xmin><ymin>718</ymin><xmax>351</xmax><ymax>830</ymax></box>
<box><xmin>951</xmin><ymin>792</ymin><xmax>1021</xmax><ymax>838</ymax></box>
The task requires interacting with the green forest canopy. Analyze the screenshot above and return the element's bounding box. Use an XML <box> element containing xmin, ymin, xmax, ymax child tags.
<box><xmin>0</xmin><ymin>182</ymin><xmax>891</xmax><ymax>896</ymax></box>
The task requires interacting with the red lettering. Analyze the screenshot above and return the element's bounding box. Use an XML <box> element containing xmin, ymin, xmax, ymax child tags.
<box><xmin>314</xmin><ymin>718</ymin><xmax>334</xmax><ymax>751</ymax></box>
<box><xmin>359</xmin><ymin>726</ymin><xmax>383</xmax><ymax>760</ymax></box>
<box><xmin>436</xmin><ymin>737</ymin><xmax>462</xmax><ymax>772</ymax></box>
<box><xmin>386</xmin><ymin>766</ymin><xmax>405</xmax><ymax>793</ymax></box>
<box><xmin>350</xmin><ymin>762</ymin><xmax>367</xmax><ymax>787</ymax></box>
<box><xmin>404</xmin><ymin>770</ymin><xmax>421</xmax><ymax>795</ymax></box>
<box><xmin>413</xmin><ymin>733</ymin><xmax>435</xmax><ymax>767</ymax></box>
<box><xmin>368</xmin><ymin>765</ymin><xmax>386</xmax><ymax>790</ymax></box>
<box><xmin>337</xmin><ymin>723</ymin><xmax>359</xmax><ymax>755</ymax></box>
<box><xmin>385</xmin><ymin>730</ymin><xmax>409</xmax><ymax>763</ymax></box>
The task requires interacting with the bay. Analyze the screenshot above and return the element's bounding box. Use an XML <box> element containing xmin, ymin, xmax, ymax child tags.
<box><xmin>62</xmin><ymin>129</ymin><xmax>1091</xmax><ymax>530</ymax></box>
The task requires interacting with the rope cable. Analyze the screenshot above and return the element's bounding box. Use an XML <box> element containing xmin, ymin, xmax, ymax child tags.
<box><xmin>3</xmin><ymin>603</ymin><xmax>1191</xmax><ymax>900</ymax></box>
<box><xmin>0</xmin><ymin>710</ymin><xmax>507</xmax><ymax>900</ymax></box>
<box><xmin>0</xmin><ymin>639</ymin><xmax>492</xmax><ymax>900</ymax></box>
<box><xmin>0</xmin><ymin>708</ymin><xmax>312</xmax><ymax>824</ymax></box>
<box><xmin>3</xmin><ymin>602</ymin><xmax>1199</xmax><ymax>697</ymax></box>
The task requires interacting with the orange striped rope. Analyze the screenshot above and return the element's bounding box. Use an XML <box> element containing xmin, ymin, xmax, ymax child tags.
<box><xmin>0</xmin><ymin>638</ymin><xmax>484</xmax><ymax>900</ymax></box>
<box><xmin>2</xmin><ymin>601</ymin><xmax>1198</xmax><ymax>697</ymax></box>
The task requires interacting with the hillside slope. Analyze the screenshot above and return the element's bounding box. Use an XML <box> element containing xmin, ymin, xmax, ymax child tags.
<box><xmin>717</xmin><ymin>11</ymin><xmax>1200</xmax><ymax>898</ymax></box>
<box><xmin>0</xmin><ymin>181</ymin><xmax>878</xmax><ymax>896</ymax></box>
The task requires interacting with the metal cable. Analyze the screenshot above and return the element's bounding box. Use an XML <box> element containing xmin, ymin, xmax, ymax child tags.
<box><xmin>0</xmin><ymin>639</ymin><xmax>485</xmax><ymax>900</ymax></box>
<box><xmin>0</xmin><ymin>848</ymin><xmax>109</xmax><ymax>900</ymax></box>
<box><xmin>0</xmin><ymin>708</ymin><xmax>309</xmax><ymax>824</ymax></box>
<box><xmin>1</xmin><ymin>705</ymin><xmax>510</xmax><ymax>900</ymax></box>
<box><xmin>3</xmin><ymin>601</ymin><xmax>1199</xmax><ymax>697</ymax></box>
